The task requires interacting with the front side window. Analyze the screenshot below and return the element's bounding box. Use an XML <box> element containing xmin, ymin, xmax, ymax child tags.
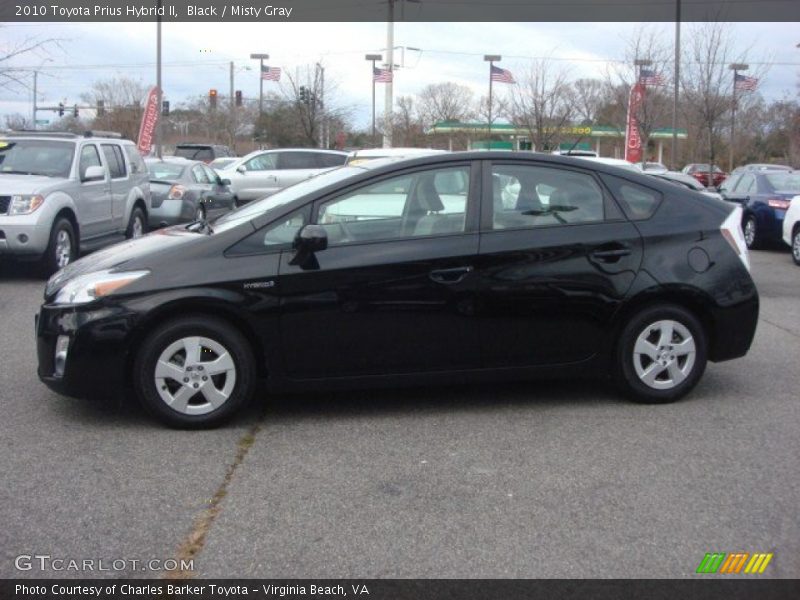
<box><xmin>491</xmin><ymin>164</ymin><xmax>605</xmax><ymax>229</ymax></box>
<box><xmin>244</xmin><ymin>153</ymin><xmax>277</xmax><ymax>172</ymax></box>
<box><xmin>317</xmin><ymin>166</ymin><xmax>470</xmax><ymax>245</ymax></box>
<box><xmin>79</xmin><ymin>144</ymin><xmax>102</xmax><ymax>180</ymax></box>
<box><xmin>227</xmin><ymin>206</ymin><xmax>311</xmax><ymax>255</ymax></box>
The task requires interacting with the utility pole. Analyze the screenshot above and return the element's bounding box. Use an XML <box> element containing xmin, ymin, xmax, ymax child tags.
<box><xmin>250</xmin><ymin>53</ymin><xmax>270</xmax><ymax>118</ymax></box>
<box><xmin>32</xmin><ymin>71</ymin><xmax>38</xmax><ymax>130</ymax></box>
<box><xmin>383</xmin><ymin>0</ymin><xmax>394</xmax><ymax>148</ymax></box>
<box><xmin>366</xmin><ymin>54</ymin><xmax>382</xmax><ymax>146</ymax></box>
<box><xmin>484</xmin><ymin>55</ymin><xmax>501</xmax><ymax>145</ymax></box>
<box><xmin>317</xmin><ymin>63</ymin><xmax>325</xmax><ymax>149</ymax></box>
<box><xmin>155</xmin><ymin>0</ymin><xmax>163</xmax><ymax>158</ymax></box>
<box><xmin>671</xmin><ymin>0</ymin><xmax>681</xmax><ymax>170</ymax></box>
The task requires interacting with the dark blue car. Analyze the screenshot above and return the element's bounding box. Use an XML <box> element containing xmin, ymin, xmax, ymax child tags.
<box><xmin>718</xmin><ymin>169</ymin><xmax>800</xmax><ymax>249</ymax></box>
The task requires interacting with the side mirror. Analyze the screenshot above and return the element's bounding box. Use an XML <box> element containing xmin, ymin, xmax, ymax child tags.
<box><xmin>219</xmin><ymin>178</ymin><xmax>231</xmax><ymax>186</ymax></box>
<box><xmin>290</xmin><ymin>224</ymin><xmax>328</xmax><ymax>268</ymax></box>
<box><xmin>236</xmin><ymin>165</ymin><xmax>246</xmax><ymax>174</ymax></box>
<box><xmin>82</xmin><ymin>165</ymin><xmax>106</xmax><ymax>182</ymax></box>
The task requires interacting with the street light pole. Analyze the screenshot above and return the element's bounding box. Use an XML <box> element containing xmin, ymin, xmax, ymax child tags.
<box><xmin>671</xmin><ymin>0</ymin><xmax>681</xmax><ymax>170</ymax></box>
<box><xmin>155</xmin><ymin>0</ymin><xmax>162</xmax><ymax>158</ymax></box>
<box><xmin>250</xmin><ymin>53</ymin><xmax>270</xmax><ymax>118</ymax></box>
<box><xmin>32</xmin><ymin>70</ymin><xmax>38</xmax><ymax>130</ymax></box>
<box><xmin>729</xmin><ymin>63</ymin><xmax>748</xmax><ymax>173</ymax></box>
<box><xmin>383</xmin><ymin>0</ymin><xmax>394</xmax><ymax>148</ymax></box>
<box><xmin>484</xmin><ymin>55</ymin><xmax>501</xmax><ymax>148</ymax></box>
<box><xmin>366</xmin><ymin>54</ymin><xmax>382</xmax><ymax>146</ymax></box>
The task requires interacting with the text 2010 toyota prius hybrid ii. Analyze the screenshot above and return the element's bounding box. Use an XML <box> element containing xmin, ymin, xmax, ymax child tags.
<box><xmin>36</xmin><ymin>153</ymin><xmax>759</xmax><ymax>428</ymax></box>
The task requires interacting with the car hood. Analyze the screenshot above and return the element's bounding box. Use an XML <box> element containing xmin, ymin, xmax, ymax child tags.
<box><xmin>45</xmin><ymin>227</ymin><xmax>205</xmax><ymax>297</ymax></box>
<box><xmin>0</xmin><ymin>173</ymin><xmax>68</xmax><ymax>194</ymax></box>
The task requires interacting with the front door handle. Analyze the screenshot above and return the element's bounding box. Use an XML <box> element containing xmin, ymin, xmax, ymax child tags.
<box><xmin>590</xmin><ymin>245</ymin><xmax>631</xmax><ymax>263</ymax></box>
<box><xmin>429</xmin><ymin>266</ymin><xmax>473</xmax><ymax>285</ymax></box>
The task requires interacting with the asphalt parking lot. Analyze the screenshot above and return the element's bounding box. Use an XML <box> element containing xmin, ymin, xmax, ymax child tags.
<box><xmin>1</xmin><ymin>248</ymin><xmax>798</xmax><ymax>579</ymax></box>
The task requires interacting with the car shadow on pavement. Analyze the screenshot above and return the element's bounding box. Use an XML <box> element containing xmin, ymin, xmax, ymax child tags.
<box><xmin>0</xmin><ymin>259</ymin><xmax>47</xmax><ymax>281</ymax></box>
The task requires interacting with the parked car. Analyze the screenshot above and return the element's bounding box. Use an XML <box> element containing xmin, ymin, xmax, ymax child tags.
<box><xmin>173</xmin><ymin>143</ymin><xmax>234</xmax><ymax>164</ymax></box>
<box><xmin>647</xmin><ymin>171</ymin><xmax>724</xmax><ymax>201</ymax></box>
<box><xmin>682</xmin><ymin>163</ymin><xmax>727</xmax><ymax>188</ymax></box>
<box><xmin>717</xmin><ymin>168</ymin><xmax>800</xmax><ymax>248</ymax></box>
<box><xmin>643</xmin><ymin>162</ymin><xmax>669</xmax><ymax>174</ymax></box>
<box><xmin>145</xmin><ymin>157</ymin><xmax>236</xmax><ymax>229</ymax></box>
<box><xmin>222</xmin><ymin>149</ymin><xmax>348</xmax><ymax>205</ymax></box>
<box><xmin>346</xmin><ymin>147</ymin><xmax>447</xmax><ymax>166</ymax></box>
<box><xmin>782</xmin><ymin>195</ymin><xmax>800</xmax><ymax>265</ymax></box>
<box><xmin>0</xmin><ymin>131</ymin><xmax>150</xmax><ymax>274</ymax></box>
<box><xmin>719</xmin><ymin>163</ymin><xmax>794</xmax><ymax>196</ymax></box>
<box><xmin>36</xmin><ymin>152</ymin><xmax>758</xmax><ymax>428</ymax></box>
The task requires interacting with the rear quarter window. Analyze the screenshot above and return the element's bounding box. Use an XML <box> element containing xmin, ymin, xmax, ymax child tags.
<box><xmin>600</xmin><ymin>174</ymin><xmax>662</xmax><ymax>221</ymax></box>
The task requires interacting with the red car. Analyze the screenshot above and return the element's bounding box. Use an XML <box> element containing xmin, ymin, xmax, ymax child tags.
<box><xmin>682</xmin><ymin>163</ymin><xmax>727</xmax><ymax>188</ymax></box>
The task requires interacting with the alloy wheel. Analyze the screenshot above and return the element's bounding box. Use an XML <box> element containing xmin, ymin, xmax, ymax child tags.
<box><xmin>744</xmin><ymin>218</ymin><xmax>756</xmax><ymax>248</ymax></box>
<box><xmin>154</xmin><ymin>336</ymin><xmax>237</xmax><ymax>415</ymax></box>
<box><xmin>632</xmin><ymin>319</ymin><xmax>697</xmax><ymax>390</ymax></box>
<box><xmin>55</xmin><ymin>229</ymin><xmax>73</xmax><ymax>269</ymax></box>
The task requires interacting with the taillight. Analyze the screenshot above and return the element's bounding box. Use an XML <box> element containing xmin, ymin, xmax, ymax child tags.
<box><xmin>720</xmin><ymin>205</ymin><xmax>750</xmax><ymax>271</ymax></box>
<box><xmin>167</xmin><ymin>185</ymin><xmax>185</xmax><ymax>200</ymax></box>
<box><xmin>767</xmin><ymin>198</ymin><xmax>791</xmax><ymax>210</ymax></box>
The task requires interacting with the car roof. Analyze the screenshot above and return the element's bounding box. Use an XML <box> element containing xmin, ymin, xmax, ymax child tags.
<box><xmin>1</xmin><ymin>132</ymin><xmax>129</xmax><ymax>143</ymax></box>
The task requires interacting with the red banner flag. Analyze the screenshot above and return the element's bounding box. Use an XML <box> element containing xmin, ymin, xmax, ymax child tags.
<box><xmin>137</xmin><ymin>86</ymin><xmax>161</xmax><ymax>156</ymax></box>
<box><xmin>624</xmin><ymin>82</ymin><xmax>644</xmax><ymax>164</ymax></box>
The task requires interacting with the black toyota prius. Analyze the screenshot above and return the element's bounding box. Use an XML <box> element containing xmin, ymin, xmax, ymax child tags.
<box><xmin>36</xmin><ymin>152</ymin><xmax>759</xmax><ymax>428</ymax></box>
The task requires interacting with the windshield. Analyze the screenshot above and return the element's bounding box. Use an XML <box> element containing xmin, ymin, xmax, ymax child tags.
<box><xmin>147</xmin><ymin>162</ymin><xmax>186</xmax><ymax>181</ymax></box>
<box><xmin>0</xmin><ymin>139</ymin><xmax>75</xmax><ymax>178</ymax></box>
<box><xmin>213</xmin><ymin>166</ymin><xmax>367</xmax><ymax>232</ymax></box>
<box><xmin>765</xmin><ymin>172</ymin><xmax>800</xmax><ymax>192</ymax></box>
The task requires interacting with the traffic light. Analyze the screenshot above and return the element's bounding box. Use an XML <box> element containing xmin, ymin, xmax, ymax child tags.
<box><xmin>58</xmin><ymin>102</ymin><xmax>64</xmax><ymax>117</ymax></box>
<box><xmin>235</xmin><ymin>90</ymin><xmax>242</xmax><ymax>107</ymax></box>
<box><xmin>209</xmin><ymin>89</ymin><xmax>217</xmax><ymax>110</ymax></box>
<box><xmin>298</xmin><ymin>86</ymin><xmax>308</xmax><ymax>104</ymax></box>
<box><xmin>162</xmin><ymin>100</ymin><xmax>170</xmax><ymax>116</ymax></box>
<box><xmin>73</xmin><ymin>105</ymin><xmax>79</xmax><ymax>118</ymax></box>
<box><xmin>96</xmin><ymin>100</ymin><xmax>105</xmax><ymax>117</ymax></box>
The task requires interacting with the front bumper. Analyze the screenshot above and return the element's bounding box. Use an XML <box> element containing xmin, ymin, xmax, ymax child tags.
<box><xmin>0</xmin><ymin>213</ymin><xmax>51</xmax><ymax>256</ymax></box>
<box><xmin>36</xmin><ymin>302</ymin><xmax>137</xmax><ymax>400</ymax></box>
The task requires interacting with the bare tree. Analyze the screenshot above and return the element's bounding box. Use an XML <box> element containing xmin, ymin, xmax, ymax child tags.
<box><xmin>4</xmin><ymin>113</ymin><xmax>32</xmax><ymax>130</ymax></box>
<box><xmin>0</xmin><ymin>26</ymin><xmax>62</xmax><ymax>89</ymax></box>
<box><xmin>606</xmin><ymin>26</ymin><xmax>673</xmax><ymax>164</ymax></box>
<box><xmin>508</xmin><ymin>58</ymin><xmax>574</xmax><ymax>151</ymax></box>
<box><xmin>570</xmin><ymin>78</ymin><xmax>606</xmax><ymax>125</ymax></box>
<box><xmin>417</xmin><ymin>82</ymin><xmax>475</xmax><ymax>129</ymax></box>
<box><xmin>80</xmin><ymin>76</ymin><xmax>149</xmax><ymax>140</ymax></box>
<box><xmin>391</xmin><ymin>95</ymin><xmax>427</xmax><ymax>147</ymax></box>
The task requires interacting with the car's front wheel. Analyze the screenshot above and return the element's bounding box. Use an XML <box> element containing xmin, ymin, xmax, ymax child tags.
<box><xmin>42</xmin><ymin>217</ymin><xmax>77</xmax><ymax>275</ymax></box>
<box><xmin>133</xmin><ymin>316</ymin><xmax>257</xmax><ymax>428</ymax></box>
<box><xmin>615</xmin><ymin>304</ymin><xmax>707</xmax><ymax>404</ymax></box>
<box><xmin>792</xmin><ymin>226</ymin><xmax>800</xmax><ymax>266</ymax></box>
<box><xmin>743</xmin><ymin>215</ymin><xmax>760</xmax><ymax>249</ymax></box>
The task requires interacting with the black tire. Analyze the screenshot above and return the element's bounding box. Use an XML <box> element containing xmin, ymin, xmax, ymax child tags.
<box><xmin>133</xmin><ymin>316</ymin><xmax>257</xmax><ymax>428</ymax></box>
<box><xmin>743</xmin><ymin>214</ymin><xmax>760</xmax><ymax>250</ymax></box>
<box><xmin>41</xmin><ymin>217</ymin><xmax>77</xmax><ymax>276</ymax></box>
<box><xmin>792</xmin><ymin>226</ymin><xmax>800</xmax><ymax>266</ymax></box>
<box><xmin>126</xmin><ymin>206</ymin><xmax>147</xmax><ymax>239</ymax></box>
<box><xmin>615</xmin><ymin>304</ymin><xmax>708</xmax><ymax>404</ymax></box>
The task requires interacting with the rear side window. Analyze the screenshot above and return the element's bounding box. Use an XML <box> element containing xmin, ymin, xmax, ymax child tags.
<box><xmin>317</xmin><ymin>153</ymin><xmax>347</xmax><ymax>168</ymax></box>
<box><xmin>191</xmin><ymin>164</ymin><xmax>210</xmax><ymax>184</ymax></box>
<box><xmin>600</xmin><ymin>174</ymin><xmax>662</xmax><ymax>221</ymax></box>
<box><xmin>124</xmin><ymin>145</ymin><xmax>146</xmax><ymax>174</ymax></box>
<box><xmin>278</xmin><ymin>152</ymin><xmax>319</xmax><ymax>170</ymax></box>
<box><xmin>101</xmin><ymin>144</ymin><xmax>126</xmax><ymax>178</ymax></box>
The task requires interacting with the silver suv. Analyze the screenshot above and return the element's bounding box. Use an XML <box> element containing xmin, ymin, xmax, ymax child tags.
<box><xmin>0</xmin><ymin>131</ymin><xmax>150</xmax><ymax>274</ymax></box>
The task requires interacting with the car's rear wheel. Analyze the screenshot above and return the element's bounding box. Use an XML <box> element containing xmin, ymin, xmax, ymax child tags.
<box><xmin>743</xmin><ymin>215</ymin><xmax>760</xmax><ymax>249</ymax></box>
<box><xmin>126</xmin><ymin>206</ymin><xmax>147</xmax><ymax>239</ymax></box>
<box><xmin>792</xmin><ymin>226</ymin><xmax>800</xmax><ymax>266</ymax></box>
<box><xmin>42</xmin><ymin>217</ymin><xmax>77</xmax><ymax>275</ymax></box>
<box><xmin>133</xmin><ymin>316</ymin><xmax>256</xmax><ymax>428</ymax></box>
<box><xmin>615</xmin><ymin>304</ymin><xmax>707</xmax><ymax>404</ymax></box>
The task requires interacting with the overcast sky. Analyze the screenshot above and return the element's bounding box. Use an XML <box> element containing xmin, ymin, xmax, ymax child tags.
<box><xmin>1</xmin><ymin>21</ymin><xmax>798</xmax><ymax>128</ymax></box>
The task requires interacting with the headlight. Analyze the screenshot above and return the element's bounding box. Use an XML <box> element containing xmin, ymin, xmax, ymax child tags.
<box><xmin>53</xmin><ymin>269</ymin><xmax>150</xmax><ymax>305</ymax></box>
<box><xmin>8</xmin><ymin>194</ymin><xmax>45</xmax><ymax>215</ymax></box>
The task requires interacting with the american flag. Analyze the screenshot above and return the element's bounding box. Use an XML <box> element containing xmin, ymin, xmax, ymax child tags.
<box><xmin>373</xmin><ymin>67</ymin><xmax>393</xmax><ymax>83</ymax></box>
<box><xmin>490</xmin><ymin>65</ymin><xmax>515</xmax><ymax>84</ymax></box>
<box><xmin>734</xmin><ymin>73</ymin><xmax>758</xmax><ymax>92</ymax></box>
<box><xmin>261</xmin><ymin>65</ymin><xmax>281</xmax><ymax>81</ymax></box>
<box><xmin>639</xmin><ymin>69</ymin><xmax>666</xmax><ymax>86</ymax></box>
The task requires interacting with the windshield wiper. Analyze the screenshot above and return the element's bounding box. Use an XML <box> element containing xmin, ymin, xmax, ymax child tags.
<box><xmin>186</xmin><ymin>218</ymin><xmax>214</xmax><ymax>234</ymax></box>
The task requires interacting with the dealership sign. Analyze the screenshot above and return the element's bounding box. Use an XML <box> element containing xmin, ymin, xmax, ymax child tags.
<box><xmin>137</xmin><ymin>86</ymin><xmax>161</xmax><ymax>156</ymax></box>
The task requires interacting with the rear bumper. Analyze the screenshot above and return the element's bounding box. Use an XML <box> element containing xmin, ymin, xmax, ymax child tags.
<box><xmin>707</xmin><ymin>294</ymin><xmax>759</xmax><ymax>362</ymax></box>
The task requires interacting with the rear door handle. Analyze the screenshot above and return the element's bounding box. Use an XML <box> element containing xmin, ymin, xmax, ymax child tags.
<box><xmin>590</xmin><ymin>246</ymin><xmax>631</xmax><ymax>263</ymax></box>
<box><xmin>429</xmin><ymin>266</ymin><xmax>473</xmax><ymax>284</ymax></box>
